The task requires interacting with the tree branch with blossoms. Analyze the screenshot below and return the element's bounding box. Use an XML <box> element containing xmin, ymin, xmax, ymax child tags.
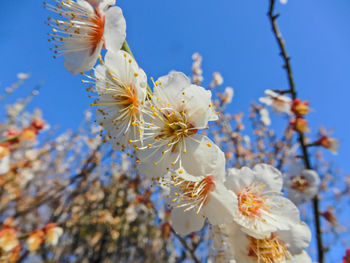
<box><xmin>0</xmin><ymin>0</ymin><xmax>341</xmax><ymax>262</ymax></box>
<box><xmin>268</xmin><ymin>0</ymin><xmax>324</xmax><ymax>262</ymax></box>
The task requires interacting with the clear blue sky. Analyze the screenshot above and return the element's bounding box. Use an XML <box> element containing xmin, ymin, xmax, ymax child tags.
<box><xmin>1</xmin><ymin>0</ymin><xmax>349</xmax><ymax>261</ymax></box>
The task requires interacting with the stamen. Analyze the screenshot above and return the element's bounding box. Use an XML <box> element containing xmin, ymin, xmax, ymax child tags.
<box><xmin>238</xmin><ymin>183</ymin><xmax>268</xmax><ymax>218</ymax></box>
<box><xmin>247</xmin><ymin>234</ymin><xmax>291</xmax><ymax>263</ymax></box>
<box><xmin>164</xmin><ymin>175</ymin><xmax>216</xmax><ymax>214</ymax></box>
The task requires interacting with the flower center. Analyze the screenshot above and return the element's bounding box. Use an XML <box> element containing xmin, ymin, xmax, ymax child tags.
<box><xmin>237</xmin><ymin>183</ymin><xmax>267</xmax><ymax>218</ymax></box>
<box><xmin>45</xmin><ymin>0</ymin><xmax>106</xmax><ymax>57</ymax></box>
<box><xmin>171</xmin><ymin>175</ymin><xmax>216</xmax><ymax>214</ymax></box>
<box><xmin>89</xmin><ymin>11</ymin><xmax>105</xmax><ymax>54</ymax></box>
<box><xmin>247</xmin><ymin>234</ymin><xmax>290</xmax><ymax>263</ymax></box>
<box><xmin>160</xmin><ymin>111</ymin><xmax>197</xmax><ymax>140</ymax></box>
<box><xmin>290</xmin><ymin>175</ymin><xmax>310</xmax><ymax>192</ymax></box>
<box><xmin>112</xmin><ymin>83</ymin><xmax>140</xmax><ymax>115</ymax></box>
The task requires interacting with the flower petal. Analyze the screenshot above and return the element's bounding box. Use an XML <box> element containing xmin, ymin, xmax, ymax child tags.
<box><xmin>104</xmin><ymin>6</ymin><xmax>126</xmax><ymax>54</ymax></box>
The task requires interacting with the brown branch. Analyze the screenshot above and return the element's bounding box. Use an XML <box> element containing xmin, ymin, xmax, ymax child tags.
<box><xmin>267</xmin><ymin>1</ymin><xmax>324</xmax><ymax>262</ymax></box>
<box><xmin>170</xmin><ymin>227</ymin><xmax>201</xmax><ymax>263</ymax></box>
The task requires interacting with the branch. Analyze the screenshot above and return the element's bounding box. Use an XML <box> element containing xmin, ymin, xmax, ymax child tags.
<box><xmin>170</xmin><ymin>227</ymin><xmax>201</xmax><ymax>263</ymax></box>
<box><xmin>267</xmin><ymin>1</ymin><xmax>324</xmax><ymax>262</ymax></box>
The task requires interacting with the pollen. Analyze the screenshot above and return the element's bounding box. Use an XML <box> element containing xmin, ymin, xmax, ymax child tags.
<box><xmin>237</xmin><ymin>183</ymin><xmax>268</xmax><ymax>218</ymax></box>
<box><xmin>247</xmin><ymin>234</ymin><xmax>291</xmax><ymax>262</ymax></box>
<box><xmin>170</xmin><ymin>175</ymin><xmax>216</xmax><ymax>214</ymax></box>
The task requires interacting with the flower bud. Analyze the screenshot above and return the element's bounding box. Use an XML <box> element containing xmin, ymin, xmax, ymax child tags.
<box><xmin>318</xmin><ymin>136</ymin><xmax>339</xmax><ymax>155</ymax></box>
<box><xmin>292</xmin><ymin>99</ymin><xmax>309</xmax><ymax>116</ymax></box>
<box><xmin>290</xmin><ymin>118</ymin><xmax>309</xmax><ymax>133</ymax></box>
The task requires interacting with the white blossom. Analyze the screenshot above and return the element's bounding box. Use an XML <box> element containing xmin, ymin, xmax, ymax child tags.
<box><xmin>225</xmin><ymin>164</ymin><xmax>301</xmax><ymax>238</ymax></box>
<box><xmin>92</xmin><ymin>50</ymin><xmax>147</xmax><ymax>152</ymax></box>
<box><xmin>222</xmin><ymin>87</ymin><xmax>234</xmax><ymax>104</ymax></box>
<box><xmin>222</xmin><ymin>221</ymin><xmax>311</xmax><ymax>263</ymax></box>
<box><xmin>284</xmin><ymin>162</ymin><xmax>320</xmax><ymax>204</ymax></box>
<box><xmin>259</xmin><ymin>108</ymin><xmax>271</xmax><ymax>126</ymax></box>
<box><xmin>164</xmin><ymin>151</ymin><xmax>234</xmax><ymax>235</ymax></box>
<box><xmin>45</xmin><ymin>0</ymin><xmax>126</xmax><ymax>74</ymax></box>
<box><xmin>259</xmin><ymin>89</ymin><xmax>291</xmax><ymax>114</ymax></box>
<box><xmin>136</xmin><ymin>71</ymin><xmax>218</xmax><ymax>179</ymax></box>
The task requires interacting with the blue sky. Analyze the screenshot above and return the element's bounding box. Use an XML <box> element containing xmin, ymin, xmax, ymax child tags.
<box><xmin>1</xmin><ymin>0</ymin><xmax>349</xmax><ymax>261</ymax></box>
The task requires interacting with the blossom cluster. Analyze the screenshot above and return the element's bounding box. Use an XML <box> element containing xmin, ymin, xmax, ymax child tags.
<box><xmin>41</xmin><ymin>0</ymin><xmax>335</xmax><ymax>262</ymax></box>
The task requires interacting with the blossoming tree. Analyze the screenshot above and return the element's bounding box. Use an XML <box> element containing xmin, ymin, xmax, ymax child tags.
<box><xmin>0</xmin><ymin>0</ymin><xmax>349</xmax><ymax>262</ymax></box>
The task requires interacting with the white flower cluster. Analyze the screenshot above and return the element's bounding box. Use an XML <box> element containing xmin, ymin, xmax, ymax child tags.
<box><xmin>46</xmin><ymin>0</ymin><xmax>312</xmax><ymax>261</ymax></box>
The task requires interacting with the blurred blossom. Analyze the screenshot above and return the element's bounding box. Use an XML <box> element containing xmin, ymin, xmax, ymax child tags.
<box><xmin>284</xmin><ymin>162</ymin><xmax>320</xmax><ymax>204</ymax></box>
<box><xmin>259</xmin><ymin>108</ymin><xmax>271</xmax><ymax>126</ymax></box>
<box><xmin>0</xmin><ymin>152</ymin><xmax>10</xmax><ymax>175</ymax></box>
<box><xmin>27</xmin><ymin>230</ymin><xmax>45</xmax><ymax>252</ymax></box>
<box><xmin>210</xmin><ymin>72</ymin><xmax>224</xmax><ymax>88</ymax></box>
<box><xmin>320</xmin><ymin>207</ymin><xmax>338</xmax><ymax>227</ymax></box>
<box><xmin>259</xmin><ymin>89</ymin><xmax>291</xmax><ymax>114</ymax></box>
<box><xmin>222</xmin><ymin>87</ymin><xmax>234</xmax><ymax>104</ymax></box>
<box><xmin>192</xmin><ymin>53</ymin><xmax>203</xmax><ymax>85</ymax></box>
<box><xmin>125</xmin><ymin>205</ymin><xmax>137</xmax><ymax>222</ymax></box>
<box><xmin>316</xmin><ymin>135</ymin><xmax>339</xmax><ymax>155</ymax></box>
<box><xmin>17</xmin><ymin>73</ymin><xmax>30</xmax><ymax>80</ymax></box>
<box><xmin>45</xmin><ymin>224</ymin><xmax>63</xmax><ymax>246</ymax></box>
<box><xmin>0</xmin><ymin>229</ymin><xmax>19</xmax><ymax>252</ymax></box>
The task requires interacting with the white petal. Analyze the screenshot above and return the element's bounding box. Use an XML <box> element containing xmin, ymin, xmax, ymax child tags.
<box><xmin>104</xmin><ymin>6</ymin><xmax>126</xmax><ymax>54</ymax></box>
<box><xmin>183</xmin><ymin>84</ymin><xmax>218</xmax><ymax>128</ymax></box>
<box><xmin>64</xmin><ymin>41</ymin><xmax>103</xmax><ymax>74</ymax></box>
<box><xmin>259</xmin><ymin>96</ymin><xmax>273</xmax><ymax>106</ymax></box>
<box><xmin>154</xmin><ymin>71</ymin><xmax>191</xmax><ymax>107</ymax></box>
<box><xmin>225</xmin><ymin>166</ymin><xmax>255</xmax><ymax>193</ymax></box>
<box><xmin>170</xmin><ymin>208</ymin><xmax>205</xmax><ymax>236</ymax></box>
<box><xmin>104</xmin><ymin>50</ymin><xmax>141</xmax><ymax>84</ymax></box>
<box><xmin>201</xmin><ymin>182</ymin><xmax>235</xmax><ymax>225</ymax></box>
<box><xmin>288</xmin><ymin>250</ymin><xmax>312</xmax><ymax>263</ymax></box>
<box><xmin>0</xmin><ymin>156</ymin><xmax>10</xmax><ymax>174</ymax></box>
<box><xmin>287</xmin><ymin>162</ymin><xmax>305</xmax><ymax>177</ymax></box>
<box><xmin>77</xmin><ymin>0</ymin><xmax>94</xmax><ymax>13</ymax></box>
<box><xmin>181</xmin><ymin>135</ymin><xmax>225</xmax><ymax>181</ymax></box>
<box><xmin>253</xmin><ymin>164</ymin><xmax>283</xmax><ymax>192</ymax></box>
<box><xmin>278</xmin><ymin>221</ymin><xmax>311</xmax><ymax>255</ymax></box>
<box><xmin>98</xmin><ymin>0</ymin><xmax>116</xmax><ymax>11</ymax></box>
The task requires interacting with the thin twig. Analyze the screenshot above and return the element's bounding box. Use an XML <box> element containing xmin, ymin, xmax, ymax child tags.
<box><xmin>170</xmin><ymin>227</ymin><xmax>201</xmax><ymax>263</ymax></box>
<box><xmin>267</xmin><ymin>1</ymin><xmax>324</xmax><ymax>262</ymax></box>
